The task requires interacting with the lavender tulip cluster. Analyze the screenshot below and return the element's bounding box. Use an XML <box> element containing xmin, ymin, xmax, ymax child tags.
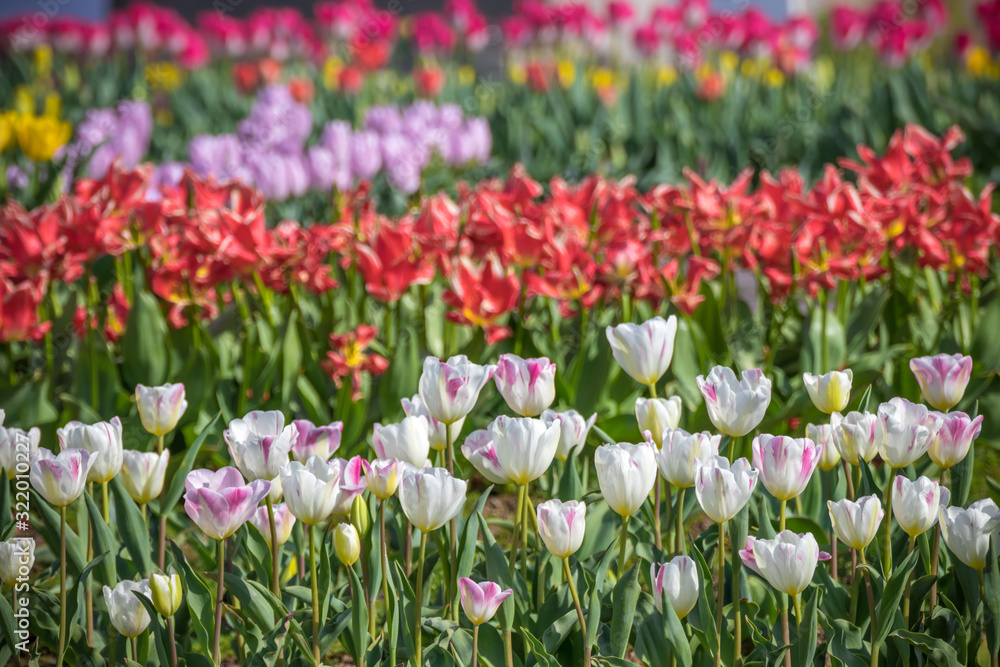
<box><xmin>65</xmin><ymin>100</ymin><xmax>153</xmax><ymax>179</ymax></box>
<box><xmin>187</xmin><ymin>85</ymin><xmax>491</xmax><ymax>200</ymax></box>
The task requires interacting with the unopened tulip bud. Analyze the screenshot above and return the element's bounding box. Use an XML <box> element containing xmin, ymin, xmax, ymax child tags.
<box><xmin>351</xmin><ymin>495</ymin><xmax>371</xmax><ymax>538</ymax></box>
<box><xmin>910</xmin><ymin>354</ymin><xmax>972</xmax><ymax>412</ymax></box>
<box><xmin>828</xmin><ymin>495</ymin><xmax>883</xmax><ymax>550</ymax></box>
<box><xmin>536</xmin><ymin>499</ymin><xmax>586</xmax><ymax>559</ymax></box>
<box><xmin>803</xmin><ymin>370</ymin><xmax>853</xmax><ymax>414</ymax></box>
<box><xmin>362</xmin><ymin>458</ymin><xmax>401</xmax><ymax>500</ymax></box>
<box><xmin>120</xmin><ymin>449</ymin><xmax>170</xmax><ymax>504</ymax></box>
<box><xmin>249</xmin><ymin>502</ymin><xmax>296</xmax><ymax>548</ymax></box>
<box><xmin>334</xmin><ymin>523</ymin><xmax>360</xmax><ymax>566</ymax></box>
<box><xmin>892</xmin><ymin>476</ymin><xmax>949</xmax><ymax>538</ymax></box>
<box><xmin>830</xmin><ymin>411</ymin><xmax>882</xmax><ymax>465</ymax></box>
<box><xmin>606</xmin><ymin>316</ymin><xmax>678</xmax><ymax>387</ymax></box>
<box><xmin>635</xmin><ymin>397</ymin><xmax>682</xmax><ymax>448</ymax></box>
<box><xmin>135</xmin><ymin>383</ymin><xmax>188</xmax><ymax>436</ymax></box>
<box><xmin>150</xmin><ymin>570</ymin><xmax>184</xmax><ymax>617</ymax></box>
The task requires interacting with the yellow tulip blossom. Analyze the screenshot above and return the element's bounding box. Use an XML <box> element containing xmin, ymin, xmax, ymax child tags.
<box><xmin>458</xmin><ymin>65</ymin><xmax>476</xmax><ymax>87</ymax></box>
<box><xmin>0</xmin><ymin>112</ymin><xmax>17</xmax><ymax>153</ymax></box>
<box><xmin>15</xmin><ymin>113</ymin><xmax>72</xmax><ymax>162</ymax></box>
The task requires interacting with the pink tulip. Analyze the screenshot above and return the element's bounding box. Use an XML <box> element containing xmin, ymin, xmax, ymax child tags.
<box><xmin>249</xmin><ymin>502</ymin><xmax>296</xmax><ymax>548</ymax></box>
<box><xmin>493</xmin><ymin>354</ymin><xmax>557</xmax><ymax>417</ymax></box>
<box><xmin>909</xmin><ymin>354</ymin><xmax>972</xmax><ymax>411</ymax></box>
<box><xmin>30</xmin><ymin>448</ymin><xmax>99</xmax><ymax>507</ymax></box>
<box><xmin>458</xmin><ymin>578</ymin><xmax>513</xmax><ymax>625</ymax></box>
<box><xmin>751</xmin><ymin>434</ymin><xmax>821</xmax><ymax>501</ymax></box>
<box><xmin>290</xmin><ymin>419</ymin><xmax>344</xmax><ymax>463</ymax></box>
<box><xmin>329</xmin><ymin>455</ymin><xmax>367</xmax><ymax>516</ymax></box>
<box><xmin>183</xmin><ymin>467</ymin><xmax>271</xmax><ymax>540</ymax></box>
<box><xmin>929</xmin><ymin>411</ymin><xmax>982</xmax><ymax>469</ymax></box>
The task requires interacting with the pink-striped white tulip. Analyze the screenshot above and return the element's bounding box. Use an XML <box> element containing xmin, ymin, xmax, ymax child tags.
<box><xmin>806</xmin><ymin>423</ymin><xmax>841</xmax><ymax>471</ymax></box>
<box><xmin>939</xmin><ymin>499</ymin><xmax>1000</xmax><ymax>570</ymax></box>
<box><xmin>635</xmin><ymin>396</ymin><xmax>682</xmax><ymax>447</ymax></box>
<box><xmin>694</xmin><ymin>456</ymin><xmax>758</xmax><ymax>523</ymax></box>
<box><xmin>459</xmin><ymin>578</ymin><xmax>513</xmax><ymax>625</ymax></box>
<box><xmin>0</xmin><ymin>425</ymin><xmax>40</xmax><ymax>479</ymax></box>
<box><xmin>290</xmin><ymin>419</ymin><xmax>343</xmax><ymax>463</ymax></box>
<box><xmin>135</xmin><ymin>383</ymin><xmax>187</xmax><ymax>436</ymax></box>
<box><xmin>606</xmin><ymin>316</ymin><xmax>678</xmax><ymax>386</ymax></box>
<box><xmin>120</xmin><ymin>449</ymin><xmax>170</xmax><ymax>504</ymax></box>
<box><xmin>372</xmin><ymin>416</ymin><xmax>430</xmax><ymax>468</ymax></box>
<box><xmin>877</xmin><ymin>398</ymin><xmax>940</xmax><ymax>468</ymax></box>
<box><xmin>830</xmin><ymin>411</ymin><xmax>882</xmax><ymax>465</ymax></box>
<box><xmin>595</xmin><ymin>442</ymin><xmax>658</xmax><ymax>517</ymax></box>
<box><xmin>540</xmin><ymin>409</ymin><xmax>597</xmax><ymax>461</ymax></box>
<box><xmin>828</xmin><ymin>495</ymin><xmax>883</xmax><ymax>550</ymax></box>
<box><xmin>803</xmin><ymin>370</ymin><xmax>853</xmax><ymax>414</ymax></box>
<box><xmin>402</xmin><ymin>394</ymin><xmax>464</xmax><ymax>452</ymax></box>
<box><xmin>329</xmin><ymin>456</ymin><xmax>367</xmax><ymax>517</ymax></box>
<box><xmin>362</xmin><ymin>458</ymin><xmax>402</xmax><ymax>500</ymax></box>
<box><xmin>103</xmin><ymin>579</ymin><xmax>152</xmax><ymax>638</ymax></box>
<box><xmin>536</xmin><ymin>499</ymin><xmax>586</xmax><ymax>559</ymax></box>
<box><xmin>461</xmin><ymin>429</ymin><xmax>510</xmax><ymax>485</ymax></box>
<box><xmin>494</xmin><ymin>354</ymin><xmax>557</xmax><ymax>417</ymax></box>
<box><xmin>929</xmin><ymin>411</ymin><xmax>982</xmax><ymax>469</ymax></box>
<box><xmin>57</xmin><ymin>417</ymin><xmax>123</xmax><ymax>483</ymax></box>
<box><xmin>249</xmin><ymin>502</ymin><xmax>296</xmax><ymax>548</ymax></box>
<box><xmin>696</xmin><ymin>367</ymin><xmax>771</xmax><ymax>437</ymax></box>
<box><xmin>489</xmin><ymin>415</ymin><xmax>560</xmax><ymax>485</ymax></box>
<box><xmin>225</xmin><ymin>411</ymin><xmax>295</xmax><ymax>482</ymax></box>
<box><xmin>910</xmin><ymin>353</ymin><xmax>973</xmax><ymax>412</ymax></box>
<box><xmin>183</xmin><ymin>467</ymin><xmax>271</xmax><ymax>540</ymax></box>
<box><xmin>650</xmin><ymin>556</ymin><xmax>699</xmax><ymax>619</ymax></box>
<box><xmin>418</xmin><ymin>355</ymin><xmax>497</xmax><ymax>425</ymax></box>
<box><xmin>740</xmin><ymin>531</ymin><xmax>829</xmax><ymax>597</ymax></box>
<box><xmin>752</xmin><ymin>434</ymin><xmax>821</xmax><ymax>501</ymax></box>
<box><xmin>30</xmin><ymin>449</ymin><xmax>99</xmax><ymax>506</ymax></box>
<box><xmin>892</xmin><ymin>476</ymin><xmax>949</xmax><ymax>538</ymax></box>
<box><xmin>398</xmin><ymin>467</ymin><xmax>467</xmax><ymax>532</ymax></box>
<box><xmin>278</xmin><ymin>457</ymin><xmax>345</xmax><ymax>526</ymax></box>
<box><xmin>657</xmin><ymin>429</ymin><xmax>720</xmax><ymax>488</ymax></box>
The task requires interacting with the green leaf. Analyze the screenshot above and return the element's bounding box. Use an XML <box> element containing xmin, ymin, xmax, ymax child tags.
<box><xmin>889</xmin><ymin>630</ymin><xmax>962</xmax><ymax>667</ymax></box>
<box><xmin>950</xmin><ymin>438</ymin><xmax>974</xmax><ymax>508</ymax></box>
<box><xmin>457</xmin><ymin>486</ymin><xmax>492</xmax><ymax>581</ymax></box>
<box><xmin>586</xmin><ymin>535</ymin><xmax>619</xmax><ymax>650</ymax></box>
<box><xmin>0</xmin><ymin>586</ymin><xmax>19</xmax><ymax>653</ymax></box>
<box><xmin>224</xmin><ymin>573</ymin><xmax>276</xmax><ymax>632</ymax></box>
<box><xmin>134</xmin><ymin>592</ymin><xmax>173</xmax><ymax>667</ymax></box>
<box><xmin>609</xmin><ymin>565</ymin><xmax>640</xmax><ymax>658</ymax></box>
<box><xmin>171</xmin><ymin>542</ymin><xmax>213</xmax><ymax>654</ymax></box>
<box><xmin>558</xmin><ymin>452</ymin><xmax>583</xmax><ymax>502</ymax></box>
<box><xmin>793</xmin><ymin>588</ymin><xmax>819</xmax><ymax>666</ymax></box>
<box><xmin>121</xmin><ymin>291</ymin><xmax>169</xmax><ymax>388</ymax></box>
<box><xmin>661</xmin><ymin>591</ymin><xmax>693</xmax><ymax>665</ymax></box>
<box><xmin>110</xmin><ymin>478</ymin><xmax>155</xmax><ymax>576</ymax></box>
<box><xmin>520</xmin><ymin>626</ymin><xmax>560</xmax><ymax>667</ymax></box>
<box><xmin>874</xmin><ymin>547</ymin><xmax>920</xmax><ymax>647</ymax></box>
<box><xmin>84</xmin><ymin>494</ymin><xmax>118</xmax><ymax>587</ymax></box>
<box><xmin>160</xmin><ymin>412</ymin><xmax>221</xmax><ymax>515</ymax></box>
<box><xmin>348</xmin><ymin>566</ymin><xmax>369</xmax><ymax>666</ymax></box>
<box><xmin>985</xmin><ymin>540</ymin><xmax>1000</xmax><ymax>661</ymax></box>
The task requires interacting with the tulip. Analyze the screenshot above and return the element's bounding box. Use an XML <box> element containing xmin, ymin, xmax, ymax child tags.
<box><xmin>135</xmin><ymin>383</ymin><xmax>187</xmax><ymax>437</ymax></box>
<box><xmin>399</xmin><ymin>467</ymin><xmax>467</xmax><ymax>666</ymax></box>
<box><xmin>330</xmin><ymin>456</ymin><xmax>368</xmax><ymax>518</ymax></box>
<box><xmin>752</xmin><ymin>435</ymin><xmax>821</xmax><ymax>528</ymax></box>
<box><xmin>830</xmin><ymin>411</ymin><xmax>882</xmax><ymax>465</ymax></box>
<box><xmin>540</xmin><ymin>409</ymin><xmax>597</xmax><ymax>462</ymax></box>
<box><xmin>605</xmin><ymin>315</ymin><xmax>678</xmax><ymax>388</ymax></box>
<box><xmin>120</xmin><ymin>449</ymin><xmax>170</xmax><ymax>507</ymax></box>
<box><xmin>634</xmin><ymin>396</ymin><xmax>682</xmax><ymax>448</ymax></box>
<box><xmin>362</xmin><ymin>458</ymin><xmax>402</xmax><ymax>500</ymax></box>
<box><xmin>334</xmin><ymin>523</ymin><xmax>361</xmax><ymax>566</ymax></box>
<box><xmin>150</xmin><ymin>570</ymin><xmax>184</xmax><ymax>617</ymax></box>
<box><xmin>493</xmin><ymin>354</ymin><xmax>557</xmax><ymax>417</ymax></box>
<box><xmin>417</xmin><ymin>355</ymin><xmax>497</xmax><ymax>427</ymax></box>
<box><xmin>892</xmin><ymin>475</ymin><xmax>949</xmax><ymax>538</ymax></box>
<box><xmin>693</xmin><ymin>456</ymin><xmax>759</xmax><ymax>524</ymax></box>
<box><xmin>828</xmin><ymin>495</ymin><xmax>883</xmax><ymax>550</ymax></box>
<box><xmin>596</xmin><ymin>441</ymin><xmax>657</xmax><ymax>573</ymax></box>
<box><xmin>489</xmin><ymin>415</ymin><xmax>560</xmax><ymax>486</ymax></box>
<box><xmin>910</xmin><ymin>353</ymin><xmax>972</xmax><ymax>411</ymax></box>
<box><xmin>279</xmin><ymin>457</ymin><xmax>349</xmax><ymax>526</ymax></box>
<box><xmin>461</xmin><ymin>429</ymin><xmax>510</xmax><ymax>485</ymax></box>
<box><xmin>0</xmin><ymin>537</ymin><xmax>35</xmax><ymax>587</ymax></box>
<box><xmin>805</xmin><ymin>423</ymin><xmax>841</xmax><ymax>471</ymax></box>
<box><xmin>249</xmin><ymin>502</ymin><xmax>296</xmax><ymax>548</ymax></box>
<box><xmin>650</xmin><ymin>556</ymin><xmax>699</xmax><ymax>619</ymax></box>
<box><xmin>31</xmin><ymin>448</ymin><xmax>99</xmax><ymax>667</ymax></box>
<box><xmin>696</xmin><ymin>366</ymin><xmax>771</xmax><ymax>440</ymax></box>
<box><xmin>536</xmin><ymin>499</ymin><xmax>586</xmax><ymax>559</ymax></box>
<box><xmin>57</xmin><ymin>417</ymin><xmax>123</xmax><ymax>485</ymax></box>
<box><xmin>740</xmin><ymin>531</ymin><xmax>827</xmax><ymax>597</ymax></box>
<box><xmin>372</xmin><ymin>416</ymin><xmax>431</xmax><ymax>468</ymax></box>
<box><xmin>939</xmin><ymin>499</ymin><xmax>1000</xmax><ymax>570</ymax></box>
<box><xmin>402</xmin><ymin>394</ymin><xmax>465</xmax><ymax>452</ymax></box>
<box><xmin>290</xmin><ymin>419</ymin><xmax>344</xmax><ymax>462</ymax></box>
<box><xmin>103</xmin><ymin>579</ymin><xmax>152</xmax><ymax>638</ymax></box>
<box><xmin>929</xmin><ymin>411</ymin><xmax>982</xmax><ymax>470</ymax></box>
<box><xmin>803</xmin><ymin>370</ymin><xmax>853</xmax><ymax>414</ymax></box>
<box><xmin>224</xmin><ymin>411</ymin><xmax>296</xmax><ymax>482</ymax></box>
<box><xmin>460</xmin><ymin>578</ymin><xmax>514</xmax><ymax>667</ymax></box>
<box><xmin>0</xmin><ymin>425</ymin><xmax>40</xmax><ymax>479</ymax></box>
<box><xmin>658</xmin><ymin>428</ymin><xmax>720</xmax><ymax>554</ymax></box>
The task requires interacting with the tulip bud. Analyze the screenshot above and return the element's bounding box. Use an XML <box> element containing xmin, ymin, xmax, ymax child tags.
<box><xmin>459</xmin><ymin>578</ymin><xmax>513</xmax><ymax>625</ymax></box>
<box><xmin>634</xmin><ymin>397</ymin><xmax>682</xmax><ymax>448</ymax></box>
<box><xmin>830</xmin><ymin>411</ymin><xmax>882</xmax><ymax>465</ymax></box>
<box><xmin>909</xmin><ymin>353</ymin><xmax>972</xmax><ymax>412</ymax></box>
<box><xmin>605</xmin><ymin>315</ymin><xmax>678</xmax><ymax>387</ymax></box>
<box><xmin>696</xmin><ymin>366</ymin><xmax>771</xmax><ymax>437</ymax></box>
<box><xmin>595</xmin><ymin>442</ymin><xmax>658</xmax><ymax>518</ymax></box>
<box><xmin>805</xmin><ymin>423</ymin><xmax>841</xmax><ymax>471</ymax></box>
<box><xmin>739</xmin><ymin>531</ymin><xmax>829</xmax><ymax>597</ymax></box>
<box><xmin>362</xmin><ymin>458</ymin><xmax>401</xmax><ymax>499</ymax></box>
<box><xmin>650</xmin><ymin>556</ymin><xmax>699</xmax><ymax>619</ymax></box>
<box><xmin>752</xmin><ymin>434</ymin><xmax>821</xmax><ymax>501</ymax></box>
<box><xmin>694</xmin><ymin>456</ymin><xmax>758</xmax><ymax>523</ymax></box>
<box><xmin>120</xmin><ymin>449</ymin><xmax>170</xmax><ymax>505</ymax></box>
<box><xmin>351</xmin><ymin>495</ymin><xmax>371</xmax><ymax>538</ymax></box>
<box><xmin>334</xmin><ymin>523</ymin><xmax>361</xmax><ymax>566</ymax></box>
<box><xmin>929</xmin><ymin>411</ymin><xmax>982</xmax><ymax>470</ymax></box>
<box><xmin>0</xmin><ymin>538</ymin><xmax>35</xmax><ymax>587</ymax></box>
<box><xmin>103</xmin><ymin>580</ymin><xmax>153</xmax><ymax>637</ymax></box>
<box><xmin>803</xmin><ymin>370</ymin><xmax>853</xmax><ymax>414</ymax></box>
<box><xmin>877</xmin><ymin>398</ymin><xmax>940</xmax><ymax>468</ymax></box>
<box><xmin>536</xmin><ymin>499</ymin><xmax>586</xmax><ymax>559</ymax></box>
<box><xmin>540</xmin><ymin>409</ymin><xmax>597</xmax><ymax>462</ymax></box>
<box><xmin>493</xmin><ymin>354</ymin><xmax>557</xmax><ymax>417</ymax></box>
<box><xmin>135</xmin><ymin>383</ymin><xmax>188</xmax><ymax>436</ymax></box>
<box><xmin>656</xmin><ymin>429</ymin><xmax>720</xmax><ymax>488</ymax></box>
<box><xmin>892</xmin><ymin>476</ymin><xmax>949</xmax><ymax>538</ymax></box>
<box><xmin>150</xmin><ymin>570</ymin><xmax>183</xmax><ymax>617</ymax></box>
<box><xmin>828</xmin><ymin>495</ymin><xmax>883</xmax><ymax>550</ymax></box>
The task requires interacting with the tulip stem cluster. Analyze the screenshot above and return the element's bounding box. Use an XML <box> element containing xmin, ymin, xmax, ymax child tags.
<box><xmin>309</xmin><ymin>525</ymin><xmax>321</xmax><ymax>665</ymax></box>
<box><xmin>562</xmin><ymin>557</ymin><xmax>590</xmax><ymax>667</ymax></box>
<box><xmin>57</xmin><ymin>506</ymin><xmax>67</xmax><ymax>667</ymax></box>
<box><xmin>213</xmin><ymin>538</ymin><xmax>226</xmax><ymax>666</ymax></box>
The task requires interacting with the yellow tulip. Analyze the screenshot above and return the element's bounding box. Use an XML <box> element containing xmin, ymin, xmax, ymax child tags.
<box><xmin>15</xmin><ymin>114</ymin><xmax>72</xmax><ymax>162</ymax></box>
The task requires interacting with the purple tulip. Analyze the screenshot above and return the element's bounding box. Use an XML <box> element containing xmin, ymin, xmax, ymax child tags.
<box><xmin>183</xmin><ymin>467</ymin><xmax>271</xmax><ymax>540</ymax></box>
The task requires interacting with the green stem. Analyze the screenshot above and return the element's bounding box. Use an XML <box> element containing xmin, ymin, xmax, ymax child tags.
<box><xmin>265</xmin><ymin>495</ymin><xmax>281</xmax><ymax>598</ymax></box>
<box><xmin>820</xmin><ymin>291</ymin><xmax>829</xmax><ymax>372</ymax></box>
<box><xmin>102</xmin><ymin>482</ymin><xmax>110</xmax><ymax>524</ymax></box>
<box><xmin>618</xmin><ymin>513</ymin><xmax>630</xmax><ymax>575</ymax></box>
<box><xmin>415</xmin><ymin>535</ymin><xmax>428</xmax><ymax>667</ymax></box>
<box><xmin>903</xmin><ymin>535</ymin><xmax>916</xmax><ymax>631</ymax></box>
<box><xmin>882</xmin><ymin>467</ymin><xmax>894</xmax><ymax>578</ymax></box>
<box><xmin>520</xmin><ymin>484</ymin><xmax>530</xmax><ymax>588</ymax></box>
<box><xmin>157</xmin><ymin>435</ymin><xmax>167</xmax><ymax>570</ymax></box>
<box><xmin>86</xmin><ymin>500</ymin><xmax>94</xmax><ymax>647</ymax></box>
<box><xmin>510</xmin><ymin>484</ymin><xmax>525</xmax><ymax>579</ymax></box>
<box><xmin>504</xmin><ymin>629</ymin><xmax>514</xmax><ymax>667</ymax></box>
<box><xmin>472</xmin><ymin>624</ymin><xmax>480</xmax><ymax>667</ymax></box>
<box><xmin>715</xmin><ymin>521</ymin><xmax>726</xmax><ymax>667</ymax></box>
<box><xmin>728</xmin><ymin>435</ymin><xmax>740</xmax><ymax>462</ymax></box>
<box><xmin>213</xmin><ymin>538</ymin><xmax>225</xmax><ymax>666</ymax></box>
<box><xmin>859</xmin><ymin>550</ymin><xmax>878</xmax><ymax>667</ymax></box>
<box><xmin>309</xmin><ymin>526</ymin><xmax>320</xmax><ymax>666</ymax></box>
<box><xmin>563</xmin><ymin>558</ymin><xmax>591</xmax><ymax>667</ymax></box>
<box><xmin>733</xmin><ymin>532</ymin><xmax>742</xmax><ymax>667</ymax></box>
<box><xmin>929</xmin><ymin>470</ymin><xmax>945</xmax><ymax>613</ymax></box>
<box><xmin>447</xmin><ymin>426</ymin><xmax>458</xmax><ymax>621</ymax></box>
<box><xmin>779</xmin><ymin>499</ymin><xmax>787</xmax><ymax>532</ymax></box>
<box><xmin>676</xmin><ymin>487</ymin><xmax>686</xmax><ymax>555</ymax></box>
<box><xmin>380</xmin><ymin>501</ymin><xmax>394</xmax><ymax>666</ymax></box>
<box><xmin>57</xmin><ymin>506</ymin><xmax>67</xmax><ymax>667</ymax></box>
<box><xmin>848</xmin><ymin>553</ymin><xmax>860</xmax><ymax>624</ymax></box>
<box><xmin>167</xmin><ymin>617</ymin><xmax>178</xmax><ymax>667</ymax></box>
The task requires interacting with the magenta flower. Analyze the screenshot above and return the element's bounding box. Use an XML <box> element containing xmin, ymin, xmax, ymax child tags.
<box><xmin>493</xmin><ymin>354</ymin><xmax>556</xmax><ymax>417</ymax></box>
<box><xmin>909</xmin><ymin>353</ymin><xmax>972</xmax><ymax>412</ymax></box>
<box><xmin>751</xmin><ymin>434</ymin><xmax>821</xmax><ymax>501</ymax></box>
<box><xmin>183</xmin><ymin>467</ymin><xmax>271</xmax><ymax>540</ymax></box>
<box><xmin>458</xmin><ymin>578</ymin><xmax>513</xmax><ymax>625</ymax></box>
